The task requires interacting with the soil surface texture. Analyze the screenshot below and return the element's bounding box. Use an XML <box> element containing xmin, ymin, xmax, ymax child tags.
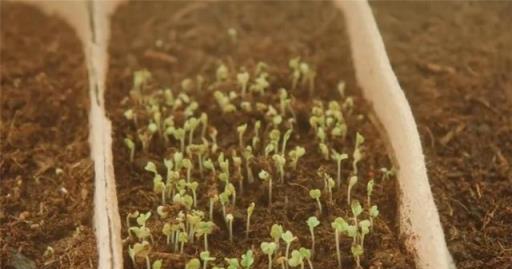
<box><xmin>106</xmin><ymin>1</ymin><xmax>414</xmax><ymax>269</ymax></box>
<box><xmin>0</xmin><ymin>3</ymin><xmax>97</xmax><ymax>269</ymax></box>
<box><xmin>372</xmin><ymin>1</ymin><xmax>512</xmax><ymax>268</ymax></box>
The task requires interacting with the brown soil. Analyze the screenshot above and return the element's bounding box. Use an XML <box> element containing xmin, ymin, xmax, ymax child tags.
<box><xmin>371</xmin><ymin>2</ymin><xmax>512</xmax><ymax>269</ymax></box>
<box><xmin>106</xmin><ymin>1</ymin><xmax>413</xmax><ymax>269</ymax></box>
<box><xmin>0</xmin><ymin>3</ymin><xmax>97</xmax><ymax>269</ymax></box>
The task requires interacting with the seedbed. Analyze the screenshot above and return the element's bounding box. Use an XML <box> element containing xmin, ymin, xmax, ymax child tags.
<box><xmin>0</xmin><ymin>3</ymin><xmax>97</xmax><ymax>269</ymax></box>
<box><xmin>371</xmin><ymin>2</ymin><xmax>512</xmax><ymax>269</ymax></box>
<box><xmin>106</xmin><ymin>1</ymin><xmax>413</xmax><ymax>269</ymax></box>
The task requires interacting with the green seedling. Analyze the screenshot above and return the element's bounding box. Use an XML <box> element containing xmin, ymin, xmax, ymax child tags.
<box><xmin>359</xmin><ymin>219</ymin><xmax>371</xmax><ymax>249</ymax></box>
<box><xmin>233</xmin><ymin>155</ymin><xmax>244</xmax><ymax>193</ymax></box>
<box><xmin>225</xmin><ymin>258</ymin><xmax>240</xmax><ymax>269</ymax></box>
<box><xmin>126</xmin><ymin>211</ymin><xmax>139</xmax><ymax>231</ymax></box>
<box><xmin>204</xmin><ymin>158</ymin><xmax>216</xmax><ymax>178</ymax></box>
<box><xmin>265</xmin><ymin>129</ymin><xmax>281</xmax><ymax>157</ymax></box>
<box><xmin>318</xmin><ymin>143</ymin><xmax>329</xmax><ymax>161</ymax></box>
<box><xmin>237</xmin><ymin>124</ymin><xmax>247</xmax><ymax>149</ymax></box>
<box><xmin>226</xmin><ymin>183</ymin><xmax>237</xmax><ymax>206</ymax></box>
<box><xmin>288</xmin><ymin>146</ymin><xmax>305</xmax><ymax>170</ymax></box>
<box><xmin>226</xmin><ymin>213</ymin><xmax>234</xmax><ymax>242</ymax></box>
<box><xmin>200</xmin><ymin>113</ymin><xmax>208</xmax><ymax>140</ymax></box>
<box><xmin>187</xmin><ymin>181</ymin><xmax>199</xmax><ymax>207</ymax></box>
<box><xmin>331</xmin><ymin>150</ymin><xmax>348</xmax><ymax>188</ymax></box>
<box><xmin>209</xmin><ymin>127</ymin><xmax>219</xmax><ymax>153</ymax></box>
<box><xmin>186</xmin><ymin>258</ymin><xmax>201</xmax><ymax>269</ymax></box>
<box><xmin>209</xmin><ymin>195</ymin><xmax>218</xmax><ymax>221</ymax></box>
<box><xmin>200</xmin><ymin>251</ymin><xmax>216</xmax><ymax>269</ymax></box>
<box><xmin>196</xmin><ymin>221</ymin><xmax>215</xmax><ymax>251</ymax></box>
<box><xmin>214</xmin><ymin>91</ymin><xmax>236</xmax><ymax>113</ymax></box>
<box><xmin>347</xmin><ymin>176</ymin><xmax>358</xmax><ymax>206</ymax></box>
<box><xmin>331</xmin><ymin>217</ymin><xmax>348</xmax><ymax>269</ymax></box>
<box><xmin>258</xmin><ymin>170</ymin><xmax>272</xmax><ymax>207</ymax></box>
<box><xmin>237</xmin><ymin>71</ymin><xmax>250</xmax><ymax>96</ymax></box>
<box><xmin>250</xmin><ymin>73</ymin><xmax>270</xmax><ymax>95</ymax></box>
<box><xmin>185</xmin><ymin>117</ymin><xmax>200</xmax><ymax>145</ymax></box>
<box><xmin>289</xmin><ymin>57</ymin><xmax>301</xmax><ymax>90</ymax></box>
<box><xmin>187</xmin><ymin>144</ymin><xmax>207</xmax><ymax>177</ymax></box>
<box><xmin>152</xmin><ymin>259</ymin><xmax>162</xmax><ymax>269</ymax></box>
<box><xmin>367</xmin><ymin>179</ymin><xmax>374</xmax><ymax>207</ymax></box>
<box><xmin>216</xmin><ymin>64</ymin><xmax>229</xmax><ymax>82</ymax></box>
<box><xmin>351</xmin><ymin>244</ymin><xmax>363</xmax><ymax>269</ymax></box>
<box><xmin>272</xmin><ymin>154</ymin><xmax>286</xmax><ymax>183</ymax></box>
<box><xmin>352</xmin><ymin>132</ymin><xmax>365</xmax><ymax>175</ymax></box>
<box><xmin>169</xmin><ymin>127</ymin><xmax>186</xmax><ymax>152</ymax></box>
<box><xmin>240</xmin><ymin>250</ymin><xmax>254</xmax><ymax>269</ymax></box>
<box><xmin>246</xmin><ymin>202</ymin><xmax>255</xmax><ymax>239</ymax></box>
<box><xmin>242</xmin><ymin>146</ymin><xmax>255</xmax><ymax>183</ymax></box>
<box><xmin>183</xmin><ymin>158</ymin><xmax>193</xmax><ymax>182</ymax></box>
<box><xmin>351</xmin><ymin>200</ymin><xmax>363</xmax><ymax>227</ymax></box>
<box><xmin>281</xmin><ymin>230</ymin><xmax>297</xmax><ymax>266</ymax></box>
<box><xmin>261</xmin><ymin>242</ymin><xmax>277</xmax><ymax>269</ymax></box>
<box><xmin>281</xmin><ymin>129</ymin><xmax>293</xmax><ymax>155</ymax></box>
<box><xmin>287</xmin><ymin>249</ymin><xmax>304</xmax><ymax>269</ymax></box>
<box><xmin>179</xmin><ymin>231</ymin><xmax>188</xmax><ymax>254</ymax></box>
<box><xmin>219</xmin><ymin>191</ymin><xmax>230</xmax><ymax>221</ymax></box>
<box><xmin>369</xmin><ymin>205</ymin><xmax>379</xmax><ymax>230</ymax></box>
<box><xmin>323</xmin><ymin>173</ymin><xmax>335</xmax><ymax>203</ymax></box>
<box><xmin>271</xmin><ymin>224</ymin><xmax>284</xmax><ymax>248</ymax></box>
<box><xmin>124</xmin><ymin>137</ymin><xmax>136</xmax><ymax>162</ymax></box>
<box><xmin>299</xmin><ymin>248</ymin><xmax>313</xmax><ymax>269</ymax></box>
<box><xmin>309</xmin><ymin>189</ymin><xmax>322</xmax><ymax>214</ymax></box>
<box><xmin>128</xmin><ymin>240</ymin><xmax>150</xmax><ymax>268</ymax></box>
<box><xmin>251</xmin><ymin>121</ymin><xmax>261</xmax><ymax>150</ymax></box>
<box><xmin>306</xmin><ymin>216</ymin><xmax>320</xmax><ymax>254</ymax></box>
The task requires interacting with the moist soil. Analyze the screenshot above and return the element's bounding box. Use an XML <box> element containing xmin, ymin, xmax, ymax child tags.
<box><xmin>371</xmin><ymin>2</ymin><xmax>512</xmax><ymax>268</ymax></box>
<box><xmin>0</xmin><ymin>3</ymin><xmax>97</xmax><ymax>269</ymax></box>
<box><xmin>106</xmin><ymin>1</ymin><xmax>414</xmax><ymax>269</ymax></box>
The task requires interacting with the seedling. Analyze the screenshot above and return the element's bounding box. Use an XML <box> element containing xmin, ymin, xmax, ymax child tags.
<box><xmin>152</xmin><ymin>260</ymin><xmax>163</xmax><ymax>269</ymax></box>
<box><xmin>367</xmin><ymin>179</ymin><xmax>374</xmax><ymax>207</ymax></box>
<box><xmin>225</xmin><ymin>258</ymin><xmax>240</xmax><ymax>269</ymax></box>
<box><xmin>347</xmin><ymin>176</ymin><xmax>358</xmax><ymax>206</ymax></box>
<box><xmin>187</xmin><ymin>181</ymin><xmax>199</xmax><ymax>207</ymax></box>
<box><xmin>250</xmin><ymin>73</ymin><xmax>270</xmax><ymax>95</ymax></box>
<box><xmin>352</xmin><ymin>133</ymin><xmax>365</xmax><ymax>175</ymax></box>
<box><xmin>261</xmin><ymin>242</ymin><xmax>277</xmax><ymax>269</ymax></box>
<box><xmin>351</xmin><ymin>244</ymin><xmax>363</xmax><ymax>269</ymax></box>
<box><xmin>216</xmin><ymin>64</ymin><xmax>229</xmax><ymax>82</ymax></box>
<box><xmin>289</xmin><ymin>57</ymin><xmax>301</xmax><ymax>90</ymax></box>
<box><xmin>271</xmin><ymin>224</ymin><xmax>284</xmax><ymax>248</ymax></box>
<box><xmin>272</xmin><ymin>154</ymin><xmax>286</xmax><ymax>183</ymax></box>
<box><xmin>331</xmin><ymin>150</ymin><xmax>348</xmax><ymax>188</ymax></box>
<box><xmin>258</xmin><ymin>170</ymin><xmax>272</xmax><ymax>207</ymax></box>
<box><xmin>233</xmin><ymin>155</ymin><xmax>243</xmax><ymax>193</ymax></box>
<box><xmin>209</xmin><ymin>195</ymin><xmax>218</xmax><ymax>221</ymax></box>
<box><xmin>246</xmin><ymin>202</ymin><xmax>255</xmax><ymax>239</ymax></box>
<box><xmin>281</xmin><ymin>230</ymin><xmax>297</xmax><ymax>266</ymax></box>
<box><xmin>179</xmin><ymin>231</ymin><xmax>188</xmax><ymax>253</ymax></box>
<box><xmin>323</xmin><ymin>173</ymin><xmax>335</xmax><ymax>203</ymax></box>
<box><xmin>318</xmin><ymin>143</ymin><xmax>329</xmax><ymax>161</ymax></box>
<box><xmin>299</xmin><ymin>248</ymin><xmax>313</xmax><ymax>269</ymax></box>
<box><xmin>251</xmin><ymin>121</ymin><xmax>261</xmax><ymax>150</ymax></box>
<box><xmin>369</xmin><ymin>205</ymin><xmax>379</xmax><ymax>230</ymax></box>
<box><xmin>226</xmin><ymin>213</ymin><xmax>234</xmax><ymax>242</ymax></box>
<box><xmin>351</xmin><ymin>200</ymin><xmax>363</xmax><ymax>227</ymax></box>
<box><xmin>128</xmin><ymin>240</ymin><xmax>150</xmax><ymax>268</ymax></box>
<box><xmin>183</xmin><ymin>158</ymin><xmax>193</xmax><ymax>182</ymax></box>
<box><xmin>237</xmin><ymin>124</ymin><xmax>247</xmax><ymax>149</ymax></box>
<box><xmin>287</xmin><ymin>249</ymin><xmax>304</xmax><ymax>269</ymax></box>
<box><xmin>306</xmin><ymin>216</ymin><xmax>320</xmax><ymax>254</ymax></box>
<box><xmin>331</xmin><ymin>217</ymin><xmax>348</xmax><ymax>269</ymax></box>
<box><xmin>200</xmin><ymin>113</ymin><xmax>208</xmax><ymax>139</ymax></box>
<box><xmin>359</xmin><ymin>219</ymin><xmax>371</xmax><ymax>249</ymax></box>
<box><xmin>214</xmin><ymin>91</ymin><xmax>236</xmax><ymax>113</ymax></box>
<box><xmin>266</xmin><ymin>129</ymin><xmax>281</xmax><ymax>157</ymax></box>
<box><xmin>281</xmin><ymin>129</ymin><xmax>293</xmax><ymax>155</ymax></box>
<box><xmin>200</xmin><ymin>251</ymin><xmax>216</xmax><ymax>269</ymax></box>
<box><xmin>240</xmin><ymin>250</ymin><xmax>254</xmax><ymax>269</ymax></box>
<box><xmin>242</xmin><ymin>146</ymin><xmax>255</xmax><ymax>183</ymax></box>
<box><xmin>196</xmin><ymin>221</ymin><xmax>215</xmax><ymax>251</ymax></box>
<box><xmin>288</xmin><ymin>146</ymin><xmax>306</xmax><ymax>170</ymax></box>
<box><xmin>186</xmin><ymin>258</ymin><xmax>201</xmax><ymax>269</ymax></box>
<box><xmin>309</xmin><ymin>189</ymin><xmax>322</xmax><ymax>214</ymax></box>
<box><xmin>237</xmin><ymin>71</ymin><xmax>250</xmax><ymax>96</ymax></box>
<box><xmin>124</xmin><ymin>137</ymin><xmax>136</xmax><ymax>162</ymax></box>
<box><xmin>126</xmin><ymin>210</ymin><xmax>140</xmax><ymax>231</ymax></box>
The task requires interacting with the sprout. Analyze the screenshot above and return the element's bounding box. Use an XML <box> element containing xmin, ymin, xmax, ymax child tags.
<box><xmin>318</xmin><ymin>143</ymin><xmax>329</xmax><ymax>161</ymax></box>
<box><xmin>187</xmin><ymin>144</ymin><xmax>207</xmax><ymax>177</ymax></box>
<box><xmin>124</xmin><ymin>137</ymin><xmax>136</xmax><ymax>162</ymax></box>
<box><xmin>351</xmin><ymin>200</ymin><xmax>363</xmax><ymax>227</ymax></box>
<box><xmin>331</xmin><ymin>150</ymin><xmax>348</xmax><ymax>188</ymax></box>
<box><xmin>200</xmin><ymin>251</ymin><xmax>216</xmax><ymax>269</ymax></box>
<box><xmin>351</xmin><ymin>244</ymin><xmax>363</xmax><ymax>269</ymax></box>
<box><xmin>352</xmin><ymin>132</ymin><xmax>365</xmax><ymax>175</ymax></box>
<box><xmin>322</xmin><ymin>173</ymin><xmax>335</xmax><ymax>204</ymax></box>
<box><xmin>347</xmin><ymin>176</ymin><xmax>358</xmax><ymax>206</ymax></box>
<box><xmin>258</xmin><ymin>170</ymin><xmax>272</xmax><ymax>207</ymax></box>
<box><xmin>179</xmin><ymin>231</ymin><xmax>188</xmax><ymax>253</ymax></box>
<box><xmin>225</xmin><ymin>258</ymin><xmax>240</xmax><ymax>269</ymax></box>
<box><xmin>185</xmin><ymin>117</ymin><xmax>200</xmax><ymax>145</ymax></box>
<box><xmin>209</xmin><ymin>195</ymin><xmax>218</xmax><ymax>221</ymax></box>
<box><xmin>237</xmin><ymin>71</ymin><xmax>250</xmax><ymax>96</ymax></box>
<box><xmin>306</xmin><ymin>216</ymin><xmax>320</xmax><ymax>254</ymax></box>
<box><xmin>289</xmin><ymin>57</ymin><xmax>301</xmax><ymax>90</ymax></box>
<box><xmin>162</xmin><ymin>223</ymin><xmax>173</xmax><ymax>245</ymax></box>
<box><xmin>200</xmin><ymin>113</ymin><xmax>208</xmax><ymax>140</ymax></box>
<box><xmin>367</xmin><ymin>179</ymin><xmax>374</xmax><ymax>207</ymax></box>
<box><xmin>271</xmin><ymin>224</ymin><xmax>284</xmax><ymax>247</ymax></box>
<box><xmin>219</xmin><ymin>191</ymin><xmax>231</xmax><ymax>220</ymax></box>
<box><xmin>299</xmin><ymin>248</ymin><xmax>313</xmax><ymax>269</ymax></box>
<box><xmin>252</xmin><ymin>121</ymin><xmax>261</xmax><ymax>150</ymax></box>
<box><xmin>225</xmin><ymin>183</ymin><xmax>237</xmax><ymax>206</ymax></box>
<box><xmin>133</xmin><ymin>69</ymin><xmax>151</xmax><ymax>92</ymax></box>
<box><xmin>380</xmin><ymin>167</ymin><xmax>394</xmax><ymax>181</ymax></box>
<box><xmin>183</xmin><ymin>158</ymin><xmax>193</xmax><ymax>183</ymax></box>
<box><xmin>196</xmin><ymin>221</ymin><xmax>215</xmax><ymax>251</ymax></box>
<box><xmin>250</xmin><ymin>73</ymin><xmax>269</xmax><ymax>95</ymax></box>
<box><xmin>169</xmin><ymin>127</ymin><xmax>186</xmax><ymax>152</ymax></box>
<box><xmin>226</xmin><ymin>213</ymin><xmax>234</xmax><ymax>242</ymax></box>
<box><xmin>266</xmin><ymin>129</ymin><xmax>281</xmax><ymax>157</ymax></box>
<box><xmin>281</xmin><ymin>230</ymin><xmax>297</xmax><ymax>265</ymax></box>
<box><xmin>272</xmin><ymin>154</ymin><xmax>286</xmax><ymax>183</ymax></box>
<box><xmin>246</xmin><ymin>202</ymin><xmax>255</xmax><ymax>239</ymax></box>
<box><xmin>359</xmin><ymin>219</ymin><xmax>371</xmax><ymax>249</ymax></box>
<box><xmin>309</xmin><ymin>189</ymin><xmax>322</xmax><ymax>214</ymax></box>
<box><xmin>331</xmin><ymin>217</ymin><xmax>348</xmax><ymax>269</ymax></box>
<box><xmin>186</xmin><ymin>258</ymin><xmax>201</xmax><ymax>269</ymax></box>
<box><xmin>216</xmin><ymin>64</ymin><xmax>229</xmax><ymax>82</ymax></box>
<box><xmin>287</xmin><ymin>249</ymin><xmax>304</xmax><ymax>268</ymax></box>
<box><xmin>152</xmin><ymin>259</ymin><xmax>163</xmax><ymax>269</ymax></box>
<box><xmin>242</xmin><ymin>146</ymin><xmax>255</xmax><ymax>183</ymax></box>
<box><xmin>369</xmin><ymin>205</ymin><xmax>379</xmax><ymax>230</ymax></box>
<box><xmin>240</xmin><ymin>250</ymin><xmax>254</xmax><ymax>269</ymax></box>
<box><xmin>261</xmin><ymin>242</ymin><xmax>277</xmax><ymax>269</ymax></box>
<box><xmin>128</xmin><ymin>240</ymin><xmax>150</xmax><ymax>267</ymax></box>
<box><xmin>237</xmin><ymin>124</ymin><xmax>248</xmax><ymax>149</ymax></box>
<box><xmin>281</xmin><ymin>129</ymin><xmax>293</xmax><ymax>155</ymax></box>
<box><xmin>187</xmin><ymin>181</ymin><xmax>199</xmax><ymax>208</ymax></box>
<box><xmin>126</xmin><ymin>211</ymin><xmax>139</xmax><ymax>230</ymax></box>
<box><xmin>204</xmin><ymin>158</ymin><xmax>216</xmax><ymax>178</ymax></box>
<box><xmin>233</xmin><ymin>154</ymin><xmax>244</xmax><ymax>193</ymax></box>
<box><xmin>288</xmin><ymin>146</ymin><xmax>305</xmax><ymax>171</ymax></box>
<box><xmin>214</xmin><ymin>91</ymin><xmax>236</xmax><ymax>113</ymax></box>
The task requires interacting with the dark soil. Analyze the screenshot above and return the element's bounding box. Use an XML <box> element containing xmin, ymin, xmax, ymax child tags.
<box><xmin>106</xmin><ymin>1</ymin><xmax>414</xmax><ymax>269</ymax></box>
<box><xmin>371</xmin><ymin>1</ymin><xmax>512</xmax><ymax>268</ymax></box>
<box><xmin>0</xmin><ymin>3</ymin><xmax>97</xmax><ymax>269</ymax></box>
